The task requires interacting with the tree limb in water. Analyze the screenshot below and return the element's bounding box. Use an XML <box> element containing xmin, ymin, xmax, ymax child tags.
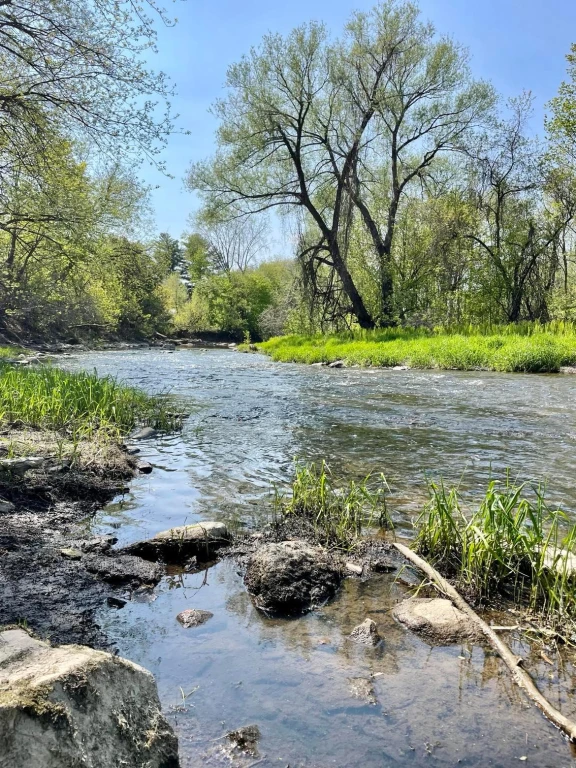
<box><xmin>393</xmin><ymin>541</ymin><xmax>576</xmax><ymax>742</ymax></box>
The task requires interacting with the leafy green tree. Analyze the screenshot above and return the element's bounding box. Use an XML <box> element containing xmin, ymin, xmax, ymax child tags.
<box><xmin>153</xmin><ymin>233</ymin><xmax>183</xmax><ymax>274</ymax></box>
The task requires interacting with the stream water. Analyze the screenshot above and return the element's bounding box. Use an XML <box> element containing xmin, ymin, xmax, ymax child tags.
<box><xmin>62</xmin><ymin>348</ymin><xmax>576</xmax><ymax>767</ymax></box>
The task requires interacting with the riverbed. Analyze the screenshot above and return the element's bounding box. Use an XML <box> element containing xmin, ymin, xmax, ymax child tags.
<box><xmin>62</xmin><ymin>348</ymin><xmax>576</xmax><ymax>767</ymax></box>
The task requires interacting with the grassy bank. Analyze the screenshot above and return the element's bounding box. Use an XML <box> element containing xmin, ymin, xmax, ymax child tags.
<box><xmin>416</xmin><ymin>478</ymin><xmax>576</xmax><ymax>638</ymax></box>
<box><xmin>258</xmin><ymin>324</ymin><xmax>576</xmax><ymax>373</ymax></box>
<box><xmin>0</xmin><ymin>364</ymin><xmax>177</xmax><ymax>438</ymax></box>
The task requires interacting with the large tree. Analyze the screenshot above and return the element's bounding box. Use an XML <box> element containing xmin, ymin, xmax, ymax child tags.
<box><xmin>188</xmin><ymin>0</ymin><xmax>493</xmax><ymax>327</ymax></box>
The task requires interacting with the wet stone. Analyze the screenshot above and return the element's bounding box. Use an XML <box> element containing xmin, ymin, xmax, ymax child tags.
<box><xmin>129</xmin><ymin>426</ymin><xmax>157</xmax><ymax>440</ymax></box>
<box><xmin>370</xmin><ymin>556</ymin><xmax>397</xmax><ymax>573</ymax></box>
<box><xmin>60</xmin><ymin>548</ymin><xmax>83</xmax><ymax>561</ymax></box>
<box><xmin>348</xmin><ymin>676</ymin><xmax>377</xmax><ymax>705</ymax></box>
<box><xmin>226</xmin><ymin>724</ymin><xmax>261</xmax><ymax>756</ymax></box>
<box><xmin>83</xmin><ymin>554</ymin><xmax>164</xmax><ymax>585</ymax></box>
<box><xmin>349</xmin><ymin>618</ymin><xmax>382</xmax><ymax>646</ymax></box>
<box><xmin>393</xmin><ymin>598</ymin><xmax>483</xmax><ymax>644</ymax></box>
<box><xmin>345</xmin><ymin>562</ymin><xmax>363</xmax><ymax>576</ymax></box>
<box><xmin>176</xmin><ymin>609</ymin><xmax>213</xmax><ymax>628</ymax></box>
<box><xmin>137</xmin><ymin>460</ymin><xmax>153</xmax><ymax>474</ymax></box>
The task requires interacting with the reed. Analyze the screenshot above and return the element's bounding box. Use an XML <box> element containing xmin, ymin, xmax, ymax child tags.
<box><xmin>0</xmin><ymin>365</ymin><xmax>178</xmax><ymax>437</ymax></box>
<box><xmin>278</xmin><ymin>460</ymin><xmax>393</xmax><ymax>550</ymax></box>
<box><xmin>415</xmin><ymin>478</ymin><xmax>576</xmax><ymax>633</ymax></box>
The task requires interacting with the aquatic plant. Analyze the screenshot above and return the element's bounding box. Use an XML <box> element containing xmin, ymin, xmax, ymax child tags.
<box><xmin>280</xmin><ymin>460</ymin><xmax>393</xmax><ymax>550</ymax></box>
<box><xmin>415</xmin><ymin>478</ymin><xmax>576</xmax><ymax>635</ymax></box>
<box><xmin>0</xmin><ymin>365</ymin><xmax>179</xmax><ymax>437</ymax></box>
<box><xmin>258</xmin><ymin>326</ymin><xmax>576</xmax><ymax>373</ymax></box>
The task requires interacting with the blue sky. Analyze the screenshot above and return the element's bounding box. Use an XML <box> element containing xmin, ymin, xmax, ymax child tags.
<box><xmin>144</xmin><ymin>0</ymin><xmax>576</xmax><ymax>241</ymax></box>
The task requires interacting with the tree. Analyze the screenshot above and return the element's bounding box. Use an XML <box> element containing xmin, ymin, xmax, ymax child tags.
<box><xmin>0</xmin><ymin>0</ymin><xmax>177</xmax><ymax>168</ymax></box>
<box><xmin>188</xmin><ymin>0</ymin><xmax>493</xmax><ymax>327</ymax></box>
<box><xmin>466</xmin><ymin>96</ymin><xmax>576</xmax><ymax>322</ymax></box>
<box><xmin>196</xmin><ymin>213</ymin><xmax>268</xmax><ymax>273</ymax></box>
<box><xmin>547</xmin><ymin>43</ymin><xmax>576</xmax><ymax>163</ymax></box>
<box><xmin>153</xmin><ymin>233</ymin><xmax>183</xmax><ymax>274</ymax></box>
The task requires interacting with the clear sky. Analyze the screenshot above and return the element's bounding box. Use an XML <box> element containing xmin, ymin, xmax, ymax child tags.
<box><xmin>144</xmin><ymin>0</ymin><xmax>576</xmax><ymax>241</ymax></box>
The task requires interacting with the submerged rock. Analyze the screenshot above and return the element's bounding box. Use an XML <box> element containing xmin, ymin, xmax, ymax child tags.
<box><xmin>176</xmin><ymin>609</ymin><xmax>213</xmax><ymax>628</ymax></box>
<box><xmin>0</xmin><ymin>500</ymin><xmax>15</xmax><ymax>513</ymax></box>
<box><xmin>226</xmin><ymin>724</ymin><xmax>261</xmax><ymax>756</ymax></box>
<box><xmin>349</xmin><ymin>618</ymin><xmax>382</xmax><ymax>646</ymax></box>
<box><xmin>123</xmin><ymin>521</ymin><xmax>230</xmax><ymax>562</ymax></box>
<box><xmin>393</xmin><ymin>598</ymin><xmax>483</xmax><ymax>644</ymax></box>
<box><xmin>129</xmin><ymin>426</ymin><xmax>157</xmax><ymax>440</ymax></box>
<box><xmin>0</xmin><ymin>628</ymin><xmax>179</xmax><ymax>768</ymax></box>
<box><xmin>348</xmin><ymin>676</ymin><xmax>377</xmax><ymax>704</ymax></box>
<box><xmin>244</xmin><ymin>540</ymin><xmax>342</xmax><ymax>615</ymax></box>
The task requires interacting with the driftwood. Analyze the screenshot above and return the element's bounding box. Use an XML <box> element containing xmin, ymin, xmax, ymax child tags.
<box><xmin>393</xmin><ymin>541</ymin><xmax>576</xmax><ymax>742</ymax></box>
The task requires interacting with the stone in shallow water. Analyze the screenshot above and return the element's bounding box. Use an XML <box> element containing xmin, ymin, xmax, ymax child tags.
<box><xmin>0</xmin><ymin>628</ymin><xmax>179</xmax><ymax>768</ymax></box>
<box><xmin>244</xmin><ymin>540</ymin><xmax>342</xmax><ymax>615</ymax></box>
<box><xmin>348</xmin><ymin>676</ymin><xmax>377</xmax><ymax>704</ymax></box>
<box><xmin>176</xmin><ymin>609</ymin><xmax>213</xmax><ymax>628</ymax></box>
<box><xmin>226</xmin><ymin>724</ymin><xmax>261</xmax><ymax>756</ymax></box>
<box><xmin>393</xmin><ymin>597</ymin><xmax>483</xmax><ymax>644</ymax></box>
<box><xmin>123</xmin><ymin>521</ymin><xmax>230</xmax><ymax>562</ymax></box>
<box><xmin>349</xmin><ymin>618</ymin><xmax>382</xmax><ymax>646</ymax></box>
<box><xmin>83</xmin><ymin>554</ymin><xmax>164</xmax><ymax>585</ymax></box>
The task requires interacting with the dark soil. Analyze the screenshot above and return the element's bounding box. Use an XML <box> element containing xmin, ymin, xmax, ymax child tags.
<box><xmin>0</xmin><ymin>443</ymin><xmax>164</xmax><ymax>649</ymax></box>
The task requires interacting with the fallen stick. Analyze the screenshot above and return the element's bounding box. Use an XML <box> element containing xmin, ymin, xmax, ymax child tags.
<box><xmin>393</xmin><ymin>541</ymin><xmax>576</xmax><ymax>741</ymax></box>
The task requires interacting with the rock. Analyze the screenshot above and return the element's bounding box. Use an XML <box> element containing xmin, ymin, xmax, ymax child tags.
<box><xmin>370</xmin><ymin>556</ymin><xmax>397</xmax><ymax>573</ymax></box>
<box><xmin>137</xmin><ymin>461</ymin><xmax>153</xmax><ymax>474</ymax></box>
<box><xmin>176</xmin><ymin>609</ymin><xmax>213</xmax><ymax>628</ymax></box>
<box><xmin>0</xmin><ymin>628</ymin><xmax>179</xmax><ymax>768</ymax></box>
<box><xmin>0</xmin><ymin>500</ymin><xmax>15</xmax><ymax>513</ymax></box>
<box><xmin>348</xmin><ymin>677</ymin><xmax>377</xmax><ymax>704</ymax></box>
<box><xmin>244</xmin><ymin>540</ymin><xmax>342</xmax><ymax>615</ymax></box>
<box><xmin>226</xmin><ymin>724</ymin><xmax>261</xmax><ymax>756</ymax></box>
<box><xmin>345</xmin><ymin>562</ymin><xmax>363</xmax><ymax>576</ymax></box>
<box><xmin>60</xmin><ymin>548</ymin><xmax>82</xmax><ymax>561</ymax></box>
<box><xmin>328</xmin><ymin>359</ymin><xmax>345</xmax><ymax>368</ymax></box>
<box><xmin>393</xmin><ymin>598</ymin><xmax>483</xmax><ymax>643</ymax></box>
<box><xmin>106</xmin><ymin>596</ymin><xmax>127</xmax><ymax>609</ymax></box>
<box><xmin>79</xmin><ymin>535</ymin><xmax>117</xmax><ymax>554</ymax></box>
<box><xmin>349</xmin><ymin>618</ymin><xmax>382</xmax><ymax>646</ymax></box>
<box><xmin>126</xmin><ymin>447</ymin><xmax>141</xmax><ymax>455</ymax></box>
<box><xmin>392</xmin><ymin>365</ymin><xmax>409</xmax><ymax>371</ymax></box>
<box><xmin>0</xmin><ymin>457</ymin><xmax>45</xmax><ymax>475</ymax></box>
<box><xmin>83</xmin><ymin>554</ymin><xmax>164</xmax><ymax>585</ymax></box>
<box><xmin>129</xmin><ymin>426</ymin><xmax>157</xmax><ymax>440</ymax></box>
<box><xmin>123</xmin><ymin>521</ymin><xmax>230</xmax><ymax>562</ymax></box>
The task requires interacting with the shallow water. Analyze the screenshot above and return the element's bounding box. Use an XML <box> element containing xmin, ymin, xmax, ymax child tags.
<box><xmin>62</xmin><ymin>348</ymin><xmax>576</xmax><ymax>767</ymax></box>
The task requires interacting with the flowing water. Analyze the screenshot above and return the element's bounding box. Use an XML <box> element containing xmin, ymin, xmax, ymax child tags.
<box><xmin>62</xmin><ymin>348</ymin><xmax>576</xmax><ymax>767</ymax></box>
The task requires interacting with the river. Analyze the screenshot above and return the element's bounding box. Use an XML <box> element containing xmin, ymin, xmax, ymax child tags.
<box><xmin>62</xmin><ymin>347</ymin><xmax>576</xmax><ymax>767</ymax></box>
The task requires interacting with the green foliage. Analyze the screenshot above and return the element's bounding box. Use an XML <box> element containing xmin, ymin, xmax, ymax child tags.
<box><xmin>259</xmin><ymin>325</ymin><xmax>576</xmax><ymax>373</ymax></box>
<box><xmin>415</xmin><ymin>478</ymin><xmax>576</xmax><ymax>633</ymax></box>
<box><xmin>278</xmin><ymin>460</ymin><xmax>393</xmax><ymax>550</ymax></box>
<box><xmin>0</xmin><ymin>365</ymin><xmax>178</xmax><ymax>438</ymax></box>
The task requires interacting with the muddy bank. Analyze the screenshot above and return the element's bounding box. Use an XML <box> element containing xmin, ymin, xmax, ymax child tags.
<box><xmin>0</xmin><ymin>430</ymin><xmax>167</xmax><ymax>648</ymax></box>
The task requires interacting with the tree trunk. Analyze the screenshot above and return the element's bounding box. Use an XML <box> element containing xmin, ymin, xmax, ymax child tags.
<box><xmin>327</xmin><ymin>235</ymin><xmax>375</xmax><ymax>329</ymax></box>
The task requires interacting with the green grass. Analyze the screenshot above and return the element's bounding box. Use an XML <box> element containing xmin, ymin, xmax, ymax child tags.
<box><xmin>0</xmin><ymin>346</ymin><xmax>25</xmax><ymax>359</ymax></box>
<box><xmin>276</xmin><ymin>460</ymin><xmax>393</xmax><ymax>550</ymax></box>
<box><xmin>0</xmin><ymin>365</ymin><xmax>178</xmax><ymax>438</ymax></box>
<box><xmin>415</xmin><ymin>477</ymin><xmax>576</xmax><ymax>637</ymax></box>
<box><xmin>257</xmin><ymin>324</ymin><xmax>576</xmax><ymax>373</ymax></box>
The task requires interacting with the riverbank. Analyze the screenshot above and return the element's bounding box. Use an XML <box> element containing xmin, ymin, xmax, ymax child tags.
<box><xmin>0</xmin><ymin>360</ymin><xmax>183</xmax><ymax>646</ymax></box>
<box><xmin>256</xmin><ymin>328</ymin><xmax>576</xmax><ymax>373</ymax></box>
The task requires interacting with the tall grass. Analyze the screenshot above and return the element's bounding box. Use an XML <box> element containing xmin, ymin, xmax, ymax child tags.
<box><xmin>259</xmin><ymin>326</ymin><xmax>576</xmax><ymax>373</ymax></box>
<box><xmin>415</xmin><ymin>478</ymin><xmax>576</xmax><ymax>634</ymax></box>
<box><xmin>0</xmin><ymin>365</ymin><xmax>178</xmax><ymax>437</ymax></box>
<box><xmin>277</xmin><ymin>460</ymin><xmax>393</xmax><ymax>550</ymax></box>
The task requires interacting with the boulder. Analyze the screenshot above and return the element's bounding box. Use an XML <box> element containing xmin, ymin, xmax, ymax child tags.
<box><xmin>349</xmin><ymin>618</ymin><xmax>382</xmax><ymax>646</ymax></box>
<box><xmin>176</xmin><ymin>609</ymin><xmax>213</xmax><ymax>628</ymax></box>
<box><xmin>393</xmin><ymin>597</ymin><xmax>483</xmax><ymax>644</ymax></box>
<box><xmin>244</xmin><ymin>540</ymin><xmax>342</xmax><ymax>615</ymax></box>
<box><xmin>123</xmin><ymin>521</ymin><xmax>230</xmax><ymax>562</ymax></box>
<box><xmin>0</xmin><ymin>628</ymin><xmax>179</xmax><ymax>768</ymax></box>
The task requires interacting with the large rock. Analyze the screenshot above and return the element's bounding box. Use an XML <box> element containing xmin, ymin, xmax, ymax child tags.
<box><xmin>0</xmin><ymin>628</ymin><xmax>179</xmax><ymax>768</ymax></box>
<box><xmin>349</xmin><ymin>618</ymin><xmax>382</xmax><ymax>646</ymax></box>
<box><xmin>83</xmin><ymin>553</ymin><xmax>164</xmax><ymax>585</ymax></box>
<box><xmin>244</xmin><ymin>540</ymin><xmax>342</xmax><ymax>615</ymax></box>
<box><xmin>393</xmin><ymin>598</ymin><xmax>483</xmax><ymax>644</ymax></box>
<box><xmin>123</xmin><ymin>521</ymin><xmax>230</xmax><ymax>562</ymax></box>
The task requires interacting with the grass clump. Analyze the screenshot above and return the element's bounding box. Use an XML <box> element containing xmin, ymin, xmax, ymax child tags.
<box><xmin>0</xmin><ymin>365</ymin><xmax>178</xmax><ymax>438</ymax></box>
<box><xmin>277</xmin><ymin>460</ymin><xmax>393</xmax><ymax>550</ymax></box>
<box><xmin>415</xmin><ymin>477</ymin><xmax>576</xmax><ymax>637</ymax></box>
<box><xmin>259</xmin><ymin>326</ymin><xmax>576</xmax><ymax>373</ymax></box>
